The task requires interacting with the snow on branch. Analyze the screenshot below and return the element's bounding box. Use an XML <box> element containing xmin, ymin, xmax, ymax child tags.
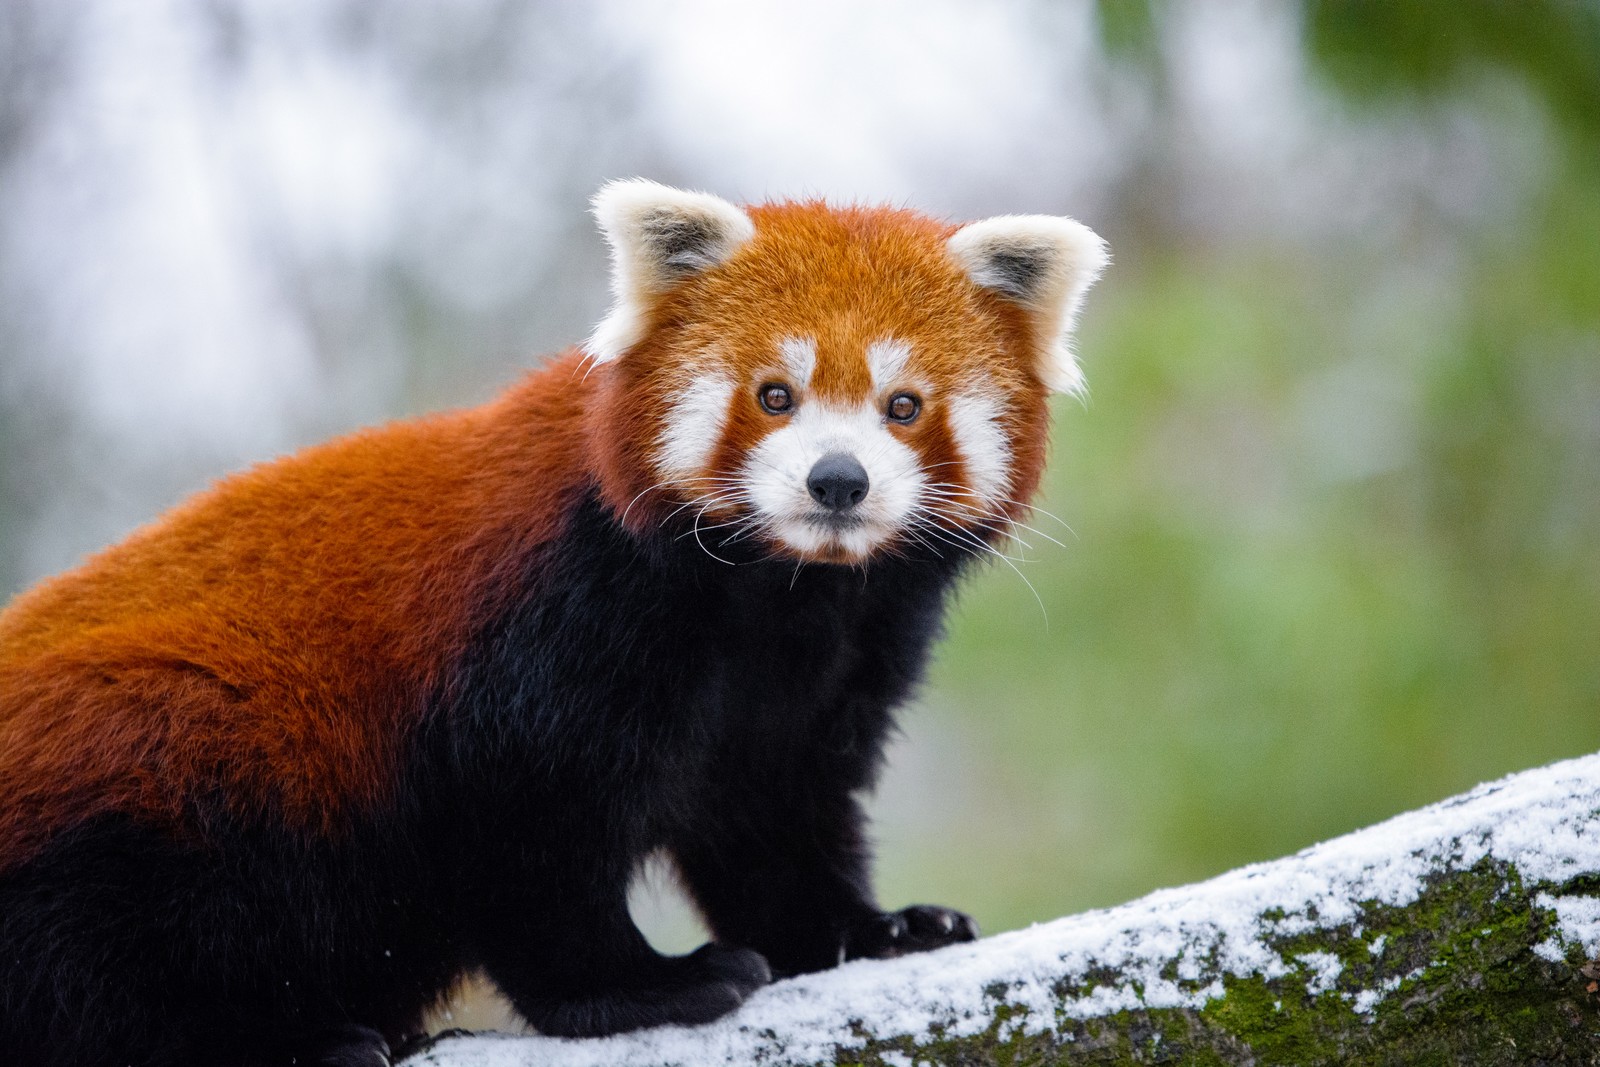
<box><xmin>405</xmin><ymin>754</ymin><xmax>1600</xmax><ymax>1065</ymax></box>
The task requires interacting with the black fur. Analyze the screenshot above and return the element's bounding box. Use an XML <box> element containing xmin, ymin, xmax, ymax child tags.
<box><xmin>981</xmin><ymin>247</ymin><xmax>1050</xmax><ymax>302</ymax></box>
<box><xmin>0</xmin><ymin>487</ymin><xmax>979</xmax><ymax>1065</ymax></box>
<box><xmin>640</xmin><ymin>209</ymin><xmax>729</xmax><ymax>273</ymax></box>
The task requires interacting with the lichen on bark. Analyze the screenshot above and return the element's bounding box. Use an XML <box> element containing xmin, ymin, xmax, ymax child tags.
<box><xmin>837</xmin><ymin>860</ymin><xmax>1599</xmax><ymax>1065</ymax></box>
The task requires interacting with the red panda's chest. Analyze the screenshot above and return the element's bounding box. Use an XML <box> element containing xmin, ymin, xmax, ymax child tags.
<box><xmin>426</xmin><ymin>486</ymin><xmax>962</xmax><ymax>845</ymax></box>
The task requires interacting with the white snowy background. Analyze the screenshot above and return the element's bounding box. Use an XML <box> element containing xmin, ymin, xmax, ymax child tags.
<box><xmin>2</xmin><ymin>0</ymin><xmax>1538</xmax><ymax>584</ymax></box>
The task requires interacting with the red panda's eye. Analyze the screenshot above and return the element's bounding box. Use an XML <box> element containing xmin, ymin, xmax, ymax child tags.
<box><xmin>759</xmin><ymin>384</ymin><xmax>794</xmax><ymax>415</ymax></box>
<box><xmin>886</xmin><ymin>393</ymin><xmax>921</xmax><ymax>424</ymax></box>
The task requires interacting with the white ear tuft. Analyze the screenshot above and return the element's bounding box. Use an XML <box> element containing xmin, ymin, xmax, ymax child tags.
<box><xmin>584</xmin><ymin>179</ymin><xmax>755</xmax><ymax>364</ymax></box>
<box><xmin>947</xmin><ymin>215</ymin><xmax>1109</xmax><ymax>394</ymax></box>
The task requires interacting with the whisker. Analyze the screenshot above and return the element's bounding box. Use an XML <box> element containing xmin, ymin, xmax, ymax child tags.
<box><xmin>913</xmin><ymin>511</ymin><xmax>1048</xmax><ymax>625</ymax></box>
<box><xmin>660</xmin><ymin>489</ymin><xmax>743</xmax><ymax>527</ymax></box>
<box><xmin>689</xmin><ymin>501</ymin><xmax>737</xmax><ymax>565</ymax></box>
<box><xmin>914</xmin><ymin>490</ymin><xmax>1068</xmax><ymax>552</ymax></box>
<box><xmin>910</xmin><ymin>508</ymin><xmax>1031</xmax><ymax>564</ymax></box>
<box><xmin>917</xmin><ymin>483</ymin><xmax>1078</xmax><ymax>540</ymax></box>
<box><xmin>917</xmin><ymin>498</ymin><xmax>1062</xmax><ymax>552</ymax></box>
<box><xmin>620</xmin><ymin>481</ymin><xmax>674</xmax><ymax>527</ymax></box>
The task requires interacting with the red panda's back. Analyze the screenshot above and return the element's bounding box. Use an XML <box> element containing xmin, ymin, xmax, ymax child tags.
<box><xmin>0</xmin><ymin>353</ymin><xmax>593</xmax><ymax>868</ymax></box>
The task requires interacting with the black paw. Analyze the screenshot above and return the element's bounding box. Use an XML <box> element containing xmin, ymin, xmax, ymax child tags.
<box><xmin>845</xmin><ymin>905</ymin><xmax>979</xmax><ymax>961</ymax></box>
<box><xmin>522</xmin><ymin>943</ymin><xmax>771</xmax><ymax>1037</ymax></box>
<box><xmin>292</xmin><ymin>1024</ymin><xmax>391</xmax><ymax>1066</ymax></box>
<box><xmin>683</xmin><ymin>941</ymin><xmax>772</xmax><ymax>993</ymax></box>
<box><xmin>390</xmin><ymin>1028</ymin><xmax>471</xmax><ymax>1063</ymax></box>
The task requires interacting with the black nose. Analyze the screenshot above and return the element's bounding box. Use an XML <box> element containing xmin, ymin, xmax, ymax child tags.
<box><xmin>807</xmin><ymin>453</ymin><xmax>870</xmax><ymax>512</ymax></box>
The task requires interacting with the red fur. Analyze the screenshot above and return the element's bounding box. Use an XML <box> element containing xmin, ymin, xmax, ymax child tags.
<box><xmin>0</xmin><ymin>356</ymin><xmax>593</xmax><ymax>866</ymax></box>
<box><xmin>0</xmin><ymin>198</ymin><xmax>1057</xmax><ymax>871</ymax></box>
<box><xmin>591</xmin><ymin>200</ymin><xmax>1052</xmax><ymax>538</ymax></box>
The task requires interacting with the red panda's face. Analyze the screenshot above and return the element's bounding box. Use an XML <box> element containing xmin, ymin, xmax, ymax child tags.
<box><xmin>584</xmin><ymin>182</ymin><xmax>1107</xmax><ymax>565</ymax></box>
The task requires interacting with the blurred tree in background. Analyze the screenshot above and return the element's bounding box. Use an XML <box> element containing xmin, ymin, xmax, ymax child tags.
<box><xmin>1</xmin><ymin>2</ymin><xmax>1596</xmax><ymax>999</ymax></box>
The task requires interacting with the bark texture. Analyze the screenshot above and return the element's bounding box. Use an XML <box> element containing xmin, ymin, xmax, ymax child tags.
<box><xmin>404</xmin><ymin>754</ymin><xmax>1600</xmax><ymax>1066</ymax></box>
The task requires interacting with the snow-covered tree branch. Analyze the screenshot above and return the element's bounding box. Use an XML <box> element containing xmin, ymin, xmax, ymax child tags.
<box><xmin>405</xmin><ymin>754</ymin><xmax>1600</xmax><ymax>1065</ymax></box>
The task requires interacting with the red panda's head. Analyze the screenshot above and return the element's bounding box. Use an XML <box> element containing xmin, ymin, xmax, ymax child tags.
<box><xmin>581</xmin><ymin>180</ymin><xmax>1107</xmax><ymax>565</ymax></box>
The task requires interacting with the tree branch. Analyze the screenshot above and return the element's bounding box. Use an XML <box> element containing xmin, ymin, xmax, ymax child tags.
<box><xmin>405</xmin><ymin>754</ymin><xmax>1600</xmax><ymax>1065</ymax></box>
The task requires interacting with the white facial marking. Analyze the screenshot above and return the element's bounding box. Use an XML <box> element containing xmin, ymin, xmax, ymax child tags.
<box><xmin>657</xmin><ymin>375</ymin><xmax>734</xmax><ymax>480</ymax></box>
<box><xmin>742</xmin><ymin>400</ymin><xmax>924</xmax><ymax>559</ymax></box>
<box><xmin>947</xmin><ymin>390</ymin><xmax>1013</xmax><ymax>507</ymax></box>
<box><xmin>779</xmin><ymin>336</ymin><xmax>817</xmax><ymax>386</ymax></box>
<box><xmin>867</xmin><ymin>338</ymin><xmax>912</xmax><ymax>391</ymax></box>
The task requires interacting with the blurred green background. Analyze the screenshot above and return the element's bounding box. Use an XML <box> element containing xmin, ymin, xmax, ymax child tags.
<box><xmin>883</xmin><ymin>195</ymin><xmax>1600</xmax><ymax>928</ymax></box>
<box><xmin>878</xmin><ymin>0</ymin><xmax>1600</xmax><ymax>932</ymax></box>
<box><xmin>1</xmin><ymin>0</ymin><xmax>1597</xmax><ymax>999</ymax></box>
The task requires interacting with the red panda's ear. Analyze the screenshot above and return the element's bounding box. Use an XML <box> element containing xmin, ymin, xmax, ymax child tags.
<box><xmin>947</xmin><ymin>215</ymin><xmax>1109</xmax><ymax>395</ymax></box>
<box><xmin>584</xmin><ymin>179</ymin><xmax>755</xmax><ymax>364</ymax></box>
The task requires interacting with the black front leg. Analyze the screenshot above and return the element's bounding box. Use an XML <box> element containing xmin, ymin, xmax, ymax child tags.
<box><xmin>464</xmin><ymin>850</ymin><xmax>770</xmax><ymax>1037</ymax></box>
<box><xmin>672</xmin><ymin>774</ymin><xmax>977</xmax><ymax>978</ymax></box>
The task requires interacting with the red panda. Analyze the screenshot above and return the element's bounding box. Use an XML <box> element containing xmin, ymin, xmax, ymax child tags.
<box><xmin>0</xmin><ymin>180</ymin><xmax>1107</xmax><ymax>1067</ymax></box>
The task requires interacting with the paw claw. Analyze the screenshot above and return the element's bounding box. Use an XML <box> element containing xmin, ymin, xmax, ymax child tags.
<box><xmin>845</xmin><ymin>905</ymin><xmax>979</xmax><ymax>961</ymax></box>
